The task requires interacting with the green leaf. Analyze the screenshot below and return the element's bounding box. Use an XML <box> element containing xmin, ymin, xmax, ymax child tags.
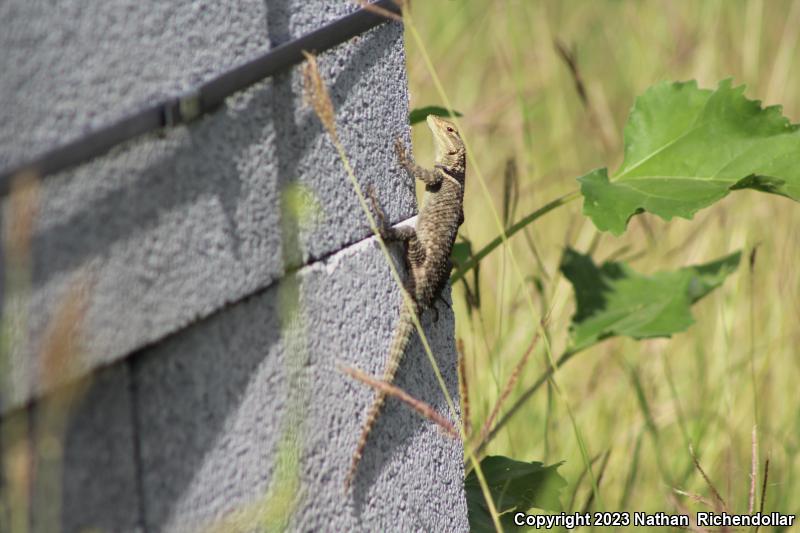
<box><xmin>579</xmin><ymin>80</ymin><xmax>800</xmax><ymax>234</ymax></box>
<box><xmin>451</xmin><ymin>240</ymin><xmax>472</xmax><ymax>269</ymax></box>
<box><xmin>408</xmin><ymin>106</ymin><xmax>463</xmax><ymax>125</ymax></box>
<box><xmin>451</xmin><ymin>238</ymin><xmax>481</xmax><ymax>314</ymax></box>
<box><xmin>465</xmin><ymin>456</ymin><xmax>567</xmax><ymax>532</ymax></box>
<box><xmin>560</xmin><ymin>248</ymin><xmax>741</xmax><ymax>352</ymax></box>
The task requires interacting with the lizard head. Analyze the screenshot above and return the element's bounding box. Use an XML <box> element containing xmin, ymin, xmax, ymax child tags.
<box><xmin>426</xmin><ymin>114</ymin><xmax>463</xmax><ymax>161</ymax></box>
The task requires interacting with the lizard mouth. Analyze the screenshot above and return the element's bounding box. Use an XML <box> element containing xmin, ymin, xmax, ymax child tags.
<box><xmin>426</xmin><ymin>115</ymin><xmax>454</xmax><ymax>159</ymax></box>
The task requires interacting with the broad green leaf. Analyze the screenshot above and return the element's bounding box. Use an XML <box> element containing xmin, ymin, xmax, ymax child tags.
<box><xmin>465</xmin><ymin>456</ymin><xmax>567</xmax><ymax>532</ymax></box>
<box><xmin>560</xmin><ymin>248</ymin><xmax>740</xmax><ymax>352</ymax></box>
<box><xmin>579</xmin><ymin>80</ymin><xmax>800</xmax><ymax>234</ymax></box>
<box><xmin>408</xmin><ymin>106</ymin><xmax>463</xmax><ymax>125</ymax></box>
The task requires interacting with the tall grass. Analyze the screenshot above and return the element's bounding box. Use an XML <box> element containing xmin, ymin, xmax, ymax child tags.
<box><xmin>406</xmin><ymin>0</ymin><xmax>800</xmax><ymax>527</ymax></box>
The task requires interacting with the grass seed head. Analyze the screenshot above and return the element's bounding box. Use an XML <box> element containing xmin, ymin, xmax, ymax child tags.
<box><xmin>301</xmin><ymin>51</ymin><xmax>338</xmax><ymax>143</ymax></box>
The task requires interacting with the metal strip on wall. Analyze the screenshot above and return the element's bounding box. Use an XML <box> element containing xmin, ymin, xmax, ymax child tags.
<box><xmin>0</xmin><ymin>0</ymin><xmax>401</xmax><ymax>194</ymax></box>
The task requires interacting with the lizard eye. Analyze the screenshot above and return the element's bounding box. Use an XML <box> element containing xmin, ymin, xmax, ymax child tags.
<box><xmin>447</xmin><ymin>127</ymin><xmax>455</xmax><ymax>133</ymax></box>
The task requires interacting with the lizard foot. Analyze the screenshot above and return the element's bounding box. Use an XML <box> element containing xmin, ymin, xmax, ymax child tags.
<box><xmin>437</xmin><ymin>294</ymin><xmax>453</xmax><ymax>311</ymax></box>
<box><xmin>394</xmin><ymin>138</ymin><xmax>411</xmax><ymax>169</ymax></box>
<box><xmin>429</xmin><ymin>295</ymin><xmax>452</xmax><ymax>324</ymax></box>
<box><xmin>366</xmin><ymin>184</ymin><xmax>390</xmax><ymax>240</ymax></box>
<box><xmin>430</xmin><ymin>305</ymin><xmax>439</xmax><ymax>323</ymax></box>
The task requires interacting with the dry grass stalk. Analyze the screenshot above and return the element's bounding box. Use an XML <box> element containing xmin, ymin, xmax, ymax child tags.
<box><xmin>553</xmin><ymin>40</ymin><xmax>588</xmax><ymax>106</ymax></box>
<box><xmin>477</xmin><ymin>328</ymin><xmax>542</xmax><ymax>446</ymax></box>
<box><xmin>353</xmin><ymin>0</ymin><xmax>403</xmax><ymax>23</ymax></box>
<box><xmin>669</xmin><ymin>493</ymin><xmax>711</xmax><ymax>533</ymax></box>
<box><xmin>2</xmin><ymin>172</ymin><xmax>95</xmax><ymax>532</ymax></box>
<box><xmin>755</xmin><ymin>457</ymin><xmax>770</xmax><ymax>533</ymax></box>
<box><xmin>672</xmin><ymin>487</ymin><xmax>716</xmax><ymax>509</ymax></box>
<box><xmin>5</xmin><ymin>172</ymin><xmax>40</xmax><ymax>266</ymax></box>
<box><xmin>34</xmin><ymin>262</ymin><xmax>93</xmax><ymax>533</ymax></box>
<box><xmin>502</xmin><ymin>158</ymin><xmax>518</xmax><ymax>229</ymax></box>
<box><xmin>34</xmin><ymin>276</ymin><xmax>94</xmax><ymax>502</ymax></box>
<box><xmin>301</xmin><ymin>51</ymin><xmax>338</xmax><ymax>143</ymax></box>
<box><xmin>688</xmin><ymin>444</ymin><xmax>727</xmax><ymax>512</ymax></box>
<box><xmin>1</xmin><ymin>173</ymin><xmax>41</xmax><ymax>533</ymax></box>
<box><xmin>566</xmin><ymin>451</ymin><xmax>604</xmax><ymax>512</ymax></box>
<box><xmin>580</xmin><ymin>449</ymin><xmax>611</xmax><ymax>513</ymax></box>
<box><xmin>748</xmin><ymin>424</ymin><xmax>757</xmax><ymax>513</ymax></box>
<box><xmin>553</xmin><ymin>39</ymin><xmax>614</xmax><ymax>155</ymax></box>
<box><xmin>456</xmin><ymin>339</ymin><xmax>471</xmax><ymax>437</ymax></box>
<box><xmin>3</xmin><ymin>414</ymin><xmax>33</xmax><ymax>533</ymax></box>
<box><xmin>341</xmin><ymin>366</ymin><xmax>458</xmax><ymax>439</ymax></box>
<box><xmin>39</xmin><ymin>277</ymin><xmax>91</xmax><ymax>393</ymax></box>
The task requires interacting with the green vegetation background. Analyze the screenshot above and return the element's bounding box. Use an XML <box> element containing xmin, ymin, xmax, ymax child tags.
<box><xmin>406</xmin><ymin>0</ymin><xmax>800</xmax><ymax>526</ymax></box>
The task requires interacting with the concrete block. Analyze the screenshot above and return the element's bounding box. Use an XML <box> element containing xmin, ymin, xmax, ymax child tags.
<box><xmin>0</xmin><ymin>1</ymin><xmax>414</xmax><ymax>411</ymax></box>
<box><xmin>0</xmin><ymin>0</ymin><xmax>272</xmax><ymax>167</ymax></box>
<box><xmin>134</xmin><ymin>229</ymin><xmax>469</xmax><ymax>532</ymax></box>
<box><xmin>1</xmin><ymin>365</ymin><xmax>141</xmax><ymax>533</ymax></box>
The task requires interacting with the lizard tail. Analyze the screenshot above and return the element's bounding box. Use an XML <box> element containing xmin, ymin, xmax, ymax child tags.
<box><xmin>345</xmin><ymin>301</ymin><xmax>418</xmax><ymax>489</ymax></box>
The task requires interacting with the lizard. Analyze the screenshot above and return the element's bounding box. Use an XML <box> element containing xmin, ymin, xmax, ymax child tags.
<box><xmin>345</xmin><ymin>114</ymin><xmax>466</xmax><ymax>489</ymax></box>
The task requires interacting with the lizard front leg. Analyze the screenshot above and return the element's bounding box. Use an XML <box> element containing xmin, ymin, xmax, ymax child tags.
<box><xmin>395</xmin><ymin>138</ymin><xmax>442</xmax><ymax>188</ymax></box>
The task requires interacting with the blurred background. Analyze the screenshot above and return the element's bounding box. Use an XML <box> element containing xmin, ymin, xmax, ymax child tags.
<box><xmin>406</xmin><ymin>0</ymin><xmax>800</xmax><ymax>523</ymax></box>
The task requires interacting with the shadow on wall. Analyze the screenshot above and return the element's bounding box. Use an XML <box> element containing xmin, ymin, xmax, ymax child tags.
<box><xmin>11</xmin><ymin>0</ymin><xmax>401</xmax><ymax>294</ymax></box>
<box><xmin>131</xmin><ymin>284</ymin><xmax>285</xmax><ymax>532</ymax></box>
<box><xmin>2</xmin><ymin>1</ymin><xmax>418</xmax><ymax>531</ymax></box>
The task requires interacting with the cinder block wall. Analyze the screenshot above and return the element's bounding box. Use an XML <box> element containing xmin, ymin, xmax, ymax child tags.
<box><xmin>0</xmin><ymin>1</ymin><xmax>469</xmax><ymax>531</ymax></box>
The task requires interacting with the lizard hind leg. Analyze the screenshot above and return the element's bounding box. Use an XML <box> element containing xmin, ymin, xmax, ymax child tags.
<box><xmin>366</xmin><ymin>185</ymin><xmax>421</xmax><ymax>248</ymax></box>
<box><xmin>366</xmin><ymin>184</ymin><xmax>391</xmax><ymax>239</ymax></box>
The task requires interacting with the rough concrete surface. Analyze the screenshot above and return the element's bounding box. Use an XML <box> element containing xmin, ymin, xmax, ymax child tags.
<box><xmin>0</xmin><ymin>0</ymin><xmax>470</xmax><ymax>531</ymax></box>
<box><xmin>135</xmin><ymin>226</ymin><xmax>468</xmax><ymax>532</ymax></box>
<box><xmin>52</xmin><ymin>366</ymin><xmax>142</xmax><ymax>533</ymax></box>
<box><xmin>2</xmin><ymin>366</ymin><xmax>141</xmax><ymax>533</ymax></box>
<box><xmin>0</xmin><ymin>0</ymin><xmax>273</xmax><ymax>168</ymax></box>
<box><xmin>0</xmin><ymin>0</ymin><xmax>416</xmax><ymax>410</ymax></box>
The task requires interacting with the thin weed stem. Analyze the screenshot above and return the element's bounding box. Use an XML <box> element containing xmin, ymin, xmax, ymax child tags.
<box><xmin>456</xmin><ymin>339</ymin><xmax>472</xmax><ymax>438</ymax></box>
<box><xmin>688</xmin><ymin>444</ymin><xmax>727</xmax><ymax>512</ymax></box>
<box><xmin>477</xmin><ymin>327</ymin><xmax>542</xmax><ymax>447</ymax></box>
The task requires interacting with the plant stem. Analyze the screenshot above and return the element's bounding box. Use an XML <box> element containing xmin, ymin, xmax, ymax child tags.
<box><xmin>474</xmin><ymin>347</ymin><xmax>581</xmax><ymax>456</ymax></box>
<box><xmin>451</xmin><ymin>190</ymin><xmax>580</xmax><ymax>283</ymax></box>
